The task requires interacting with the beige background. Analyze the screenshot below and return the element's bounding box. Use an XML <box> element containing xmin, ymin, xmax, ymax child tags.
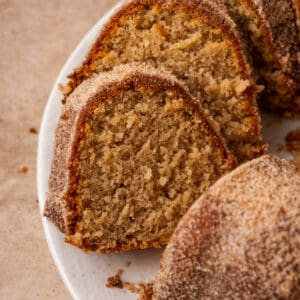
<box><xmin>2</xmin><ymin>1</ymin><xmax>299</xmax><ymax>299</ymax></box>
<box><xmin>0</xmin><ymin>0</ymin><xmax>118</xmax><ymax>299</ymax></box>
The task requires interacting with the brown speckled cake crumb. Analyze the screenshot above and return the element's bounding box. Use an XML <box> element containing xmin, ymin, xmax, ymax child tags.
<box><xmin>19</xmin><ymin>166</ymin><xmax>28</xmax><ymax>174</ymax></box>
<box><xmin>106</xmin><ymin>269</ymin><xmax>124</xmax><ymax>289</ymax></box>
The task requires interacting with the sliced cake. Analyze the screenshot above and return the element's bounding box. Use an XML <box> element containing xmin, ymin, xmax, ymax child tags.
<box><xmin>63</xmin><ymin>0</ymin><xmax>265</xmax><ymax>163</ymax></box>
<box><xmin>153</xmin><ymin>155</ymin><xmax>300</xmax><ymax>299</ymax></box>
<box><xmin>44</xmin><ymin>64</ymin><xmax>236</xmax><ymax>253</ymax></box>
<box><xmin>217</xmin><ymin>0</ymin><xmax>300</xmax><ymax>115</ymax></box>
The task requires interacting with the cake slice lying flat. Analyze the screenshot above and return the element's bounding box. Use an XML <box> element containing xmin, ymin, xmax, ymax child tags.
<box><xmin>44</xmin><ymin>64</ymin><xmax>236</xmax><ymax>253</ymax></box>
<box><xmin>218</xmin><ymin>0</ymin><xmax>300</xmax><ymax>115</ymax></box>
<box><xmin>63</xmin><ymin>0</ymin><xmax>265</xmax><ymax>163</ymax></box>
<box><xmin>153</xmin><ymin>155</ymin><xmax>300</xmax><ymax>299</ymax></box>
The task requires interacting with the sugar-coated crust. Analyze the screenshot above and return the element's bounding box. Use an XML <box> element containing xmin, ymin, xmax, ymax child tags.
<box><xmin>44</xmin><ymin>108</ymin><xmax>78</xmax><ymax>233</ymax></box>
<box><xmin>66</xmin><ymin>235</ymin><xmax>170</xmax><ymax>254</ymax></box>
<box><xmin>65</xmin><ymin>0</ymin><xmax>256</xmax><ymax>100</ymax></box>
<box><xmin>44</xmin><ymin>63</ymin><xmax>236</xmax><ymax>253</ymax></box>
<box><xmin>244</xmin><ymin>0</ymin><xmax>300</xmax><ymax>115</ymax></box>
<box><xmin>245</xmin><ymin>0</ymin><xmax>300</xmax><ymax>80</ymax></box>
<box><xmin>216</xmin><ymin>0</ymin><xmax>300</xmax><ymax>115</ymax></box>
<box><xmin>153</xmin><ymin>155</ymin><xmax>300</xmax><ymax>299</ymax></box>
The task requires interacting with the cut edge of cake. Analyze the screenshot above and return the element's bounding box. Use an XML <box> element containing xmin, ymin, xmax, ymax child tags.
<box><xmin>44</xmin><ymin>63</ymin><xmax>237</xmax><ymax>253</ymax></box>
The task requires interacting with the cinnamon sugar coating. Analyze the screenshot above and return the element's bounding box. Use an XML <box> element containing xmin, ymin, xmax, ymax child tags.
<box><xmin>64</xmin><ymin>0</ymin><xmax>265</xmax><ymax>162</ymax></box>
<box><xmin>154</xmin><ymin>155</ymin><xmax>300</xmax><ymax>299</ymax></box>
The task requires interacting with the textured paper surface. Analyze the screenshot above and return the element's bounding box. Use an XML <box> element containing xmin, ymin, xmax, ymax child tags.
<box><xmin>0</xmin><ymin>1</ymin><xmax>118</xmax><ymax>299</ymax></box>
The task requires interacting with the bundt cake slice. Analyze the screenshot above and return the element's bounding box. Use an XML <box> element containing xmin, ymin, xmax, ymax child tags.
<box><xmin>217</xmin><ymin>0</ymin><xmax>300</xmax><ymax>115</ymax></box>
<box><xmin>64</xmin><ymin>0</ymin><xmax>265</xmax><ymax>163</ymax></box>
<box><xmin>153</xmin><ymin>155</ymin><xmax>300</xmax><ymax>299</ymax></box>
<box><xmin>44</xmin><ymin>64</ymin><xmax>236</xmax><ymax>253</ymax></box>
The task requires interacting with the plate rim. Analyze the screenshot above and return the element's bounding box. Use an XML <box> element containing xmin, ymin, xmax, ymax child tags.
<box><xmin>37</xmin><ymin>2</ymin><xmax>123</xmax><ymax>299</ymax></box>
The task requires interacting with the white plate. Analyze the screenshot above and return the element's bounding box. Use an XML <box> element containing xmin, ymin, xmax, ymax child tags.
<box><xmin>37</xmin><ymin>2</ymin><xmax>300</xmax><ymax>299</ymax></box>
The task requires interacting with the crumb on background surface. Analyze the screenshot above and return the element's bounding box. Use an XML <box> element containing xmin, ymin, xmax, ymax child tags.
<box><xmin>106</xmin><ymin>268</ymin><xmax>153</xmax><ymax>299</ymax></box>
<box><xmin>136</xmin><ymin>282</ymin><xmax>154</xmax><ymax>300</ymax></box>
<box><xmin>125</xmin><ymin>261</ymin><xmax>131</xmax><ymax>267</ymax></box>
<box><xmin>29</xmin><ymin>127</ymin><xmax>38</xmax><ymax>134</ymax></box>
<box><xmin>19</xmin><ymin>166</ymin><xmax>28</xmax><ymax>174</ymax></box>
<box><xmin>276</xmin><ymin>143</ymin><xmax>285</xmax><ymax>152</ymax></box>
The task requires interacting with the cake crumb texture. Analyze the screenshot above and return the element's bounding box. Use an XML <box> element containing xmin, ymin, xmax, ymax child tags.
<box><xmin>45</xmin><ymin>64</ymin><xmax>235</xmax><ymax>253</ymax></box>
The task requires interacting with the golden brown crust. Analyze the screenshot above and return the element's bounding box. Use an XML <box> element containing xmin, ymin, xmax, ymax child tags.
<box><xmin>295</xmin><ymin>0</ymin><xmax>300</xmax><ymax>15</ymax></box>
<box><xmin>293</xmin><ymin>0</ymin><xmax>300</xmax><ymax>40</ymax></box>
<box><xmin>45</xmin><ymin>64</ymin><xmax>236</xmax><ymax>253</ymax></box>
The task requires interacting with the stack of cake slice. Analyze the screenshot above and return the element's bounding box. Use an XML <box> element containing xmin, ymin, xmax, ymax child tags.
<box><xmin>45</xmin><ymin>0</ymin><xmax>299</xmax><ymax>253</ymax></box>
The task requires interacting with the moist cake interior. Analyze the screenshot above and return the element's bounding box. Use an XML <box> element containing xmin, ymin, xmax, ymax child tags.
<box><xmin>70</xmin><ymin>85</ymin><xmax>230</xmax><ymax>251</ymax></box>
<box><xmin>219</xmin><ymin>0</ymin><xmax>300</xmax><ymax>114</ymax></box>
<box><xmin>74</xmin><ymin>2</ymin><xmax>263</xmax><ymax>162</ymax></box>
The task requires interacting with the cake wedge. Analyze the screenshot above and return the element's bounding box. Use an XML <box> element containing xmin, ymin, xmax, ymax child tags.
<box><xmin>44</xmin><ymin>64</ymin><xmax>236</xmax><ymax>253</ymax></box>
